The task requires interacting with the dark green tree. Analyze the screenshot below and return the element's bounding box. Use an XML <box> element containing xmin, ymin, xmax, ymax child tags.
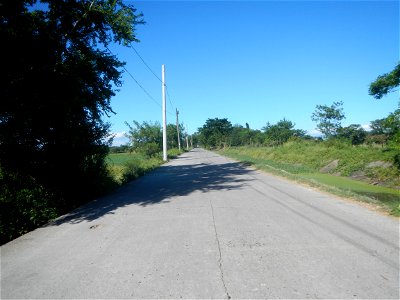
<box><xmin>230</xmin><ymin>123</ymin><xmax>262</xmax><ymax>146</ymax></box>
<box><xmin>370</xmin><ymin>118</ymin><xmax>388</xmax><ymax>135</ymax></box>
<box><xmin>125</xmin><ymin>121</ymin><xmax>162</xmax><ymax>157</ymax></box>
<box><xmin>0</xmin><ymin>0</ymin><xmax>143</xmax><ymax>242</ymax></box>
<box><xmin>368</xmin><ymin>108</ymin><xmax>400</xmax><ymax>145</ymax></box>
<box><xmin>369</xmin><ymin>63</ymin><xmax>400</xmax><ymax>99</ymax></box>
<box><xmin>384</xmin><ymin>108</ymin><xmax>400</xmax><ymax>144</ymax></box>
<box><xmin>262</xmin><ymin>119</ymin><xmax>306</xmax><ymax>146</ymax></box>
<box><xmin>230</xmin><ymin>125</ymin><xmax>248</xmax><ymax>146</ymax></box>
<box><xmin>311</xmin><ymin>101</ymin><xmax>345</xmax><ymax>138</ymax></box>
<box><xmin>166</xmin><ymin>123</ymin><xmax>184</xmax><ymax>150</ymax></box>
<box><xmin>337</xmin><ymin>124</ymin><xmax>367</xmax><ymax>145</ymax></box>
<box><xmin>198</xmin><ymin>118</ymin><xmax>233</xmax><ymax>149</ymax></box>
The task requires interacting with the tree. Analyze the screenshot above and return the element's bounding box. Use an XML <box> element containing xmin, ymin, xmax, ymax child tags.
<box><xmin>337</xmin><ymin>124</ymin><xmax>367</xmax><ymax>145</ymax></box>
<box><xmin>370</xmin><ymin>118</ymin><xmax>388</xmax><ymax>135</ymax></box>
<box><xmin>125</xmin><ymin>121</ymin><xmax>162</xmax><ymax>157</ymax></box>
<box><xmin>262</xmin><ymin>119</ymin><xmax>306</xmax><ymax>146</ymax></box>
<box><xmin>369</xmin><ymin>63</ymin><xmax>400</xmax><ymax>99</ymax></box>
<box><xmin>0</xmin><ymin>1</ymin><xmax>143</xmax><ymax>208</ymax></box>
<box><xmin>368</xmin><ymin>108</ymin><xmax>400</xmax><ymax>145</ymax></box>
<box><xmin>311</xmin><ymin>101</ymin><xmax>345</xmax><ymax>138</ymax></box>
<box><xmin>230</xmin><ymin>125</ymin><xmax>248</xmax><ymax>146</ymax></box>
<box><xmin>198</xmin><ymin>118</ymin><xmax>233</xmax><ymax>149</ymax></box>
<box><xmin>166</xmin><ymin>123</ymin><xmax>184</xmax><ymax>150</ymax></box>
<box><xmin>383</xmin><ymin>108</ymin><xmax>400</xmax><ymax>144</ymax></box>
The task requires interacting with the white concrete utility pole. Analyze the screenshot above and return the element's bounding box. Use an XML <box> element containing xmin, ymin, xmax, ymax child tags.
<box><xmin>162</xmin><ymin>64</ymin><xmax>167</xmax><ymax>161</ymax></box>
<box><xmin>176</xmin><ymin>109</ymin><xmax>181</xmax><ymax>151</ymax></box>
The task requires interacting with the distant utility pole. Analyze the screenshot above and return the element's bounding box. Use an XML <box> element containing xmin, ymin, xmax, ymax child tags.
<box><xmin>176</xmin><ymin>109</ymin><xmax>181</xmax><ymax>151</ymax></box>
<box><xmin>162</xmin><ymin>64</ymin><xmax>167</xmax><ymax>161</ymax></box>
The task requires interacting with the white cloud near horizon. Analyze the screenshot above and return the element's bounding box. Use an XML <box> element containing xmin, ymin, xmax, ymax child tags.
<box><xmin>307</xmin><ymin>129</ymin><xmax>322</xmax><ymax>137</ymax></box>
<box><xmin>361</xmin><ymin>124</ymin><xmax>372</xmax><ymax>131</ymax></box>
<box><xmin>111</xmin><ymin>131</ymin><xmax>129</xmax><ymax>146</ymax></box>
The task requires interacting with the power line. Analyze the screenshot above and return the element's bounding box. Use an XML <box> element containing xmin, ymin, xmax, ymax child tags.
<box><xmin>105</xmin><ymin>45</ymin><xmax>162</xmax><ymax>109</ymax></box>
<box><xmin>122</xmin><ymin>63</ymin><xmax>174</xmax><ymax>116</ymax></box>
<box><xmin>131</xmin><ymin>45</ymin><xmax>162</xmax><ymax>83</ymax></box>
<box><xmin>131</xmin><ymin>46</ymin><xmax>176</xmax><ymax>110</ymax></box>
<box><xmin>122</xmin><ymin>65</ymin><xmax>163</xmax><ymax>109</ymax></box>
<box><xmin>166</xmin><ymin>87</ymin><xmax>175</xmax><ymax>111</ymax></box>
<box><xmin>64</xmin><ymin>2</ymin><xmax>175</xmax><ymax>117</ymax></box>
<box><xmin>106</xmin><ymin>45</ymin><xmax>175</xmax><ymax>116</ymax></box>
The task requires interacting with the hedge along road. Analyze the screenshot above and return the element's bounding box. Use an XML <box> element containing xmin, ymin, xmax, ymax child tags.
<box><xmin>1</xmin><ymin>148</ymin><xmax>399</xmax><ymax>299</ymax></box>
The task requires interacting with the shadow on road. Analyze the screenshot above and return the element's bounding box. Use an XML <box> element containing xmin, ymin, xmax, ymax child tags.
<box><xmin>48</xmin><ymin>158</ymin><xmax>254</xmax><ymax>226</ymax></box>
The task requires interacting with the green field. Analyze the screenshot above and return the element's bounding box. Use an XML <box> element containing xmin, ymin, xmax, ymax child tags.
<box><xmin>107</xmin><ymin>149</ymin><xmax>185</xmax><ymax>185</ymax></box>
<box><xmin>218</xmin><ymin>142</ymin><xmax>400</xmax><ymax>216</ymax></box>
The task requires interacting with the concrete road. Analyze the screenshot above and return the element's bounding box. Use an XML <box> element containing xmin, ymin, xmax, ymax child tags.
<box><xmin>1</xmin><ymin>148</ymin><xmax>399</xmax><ymax>299</ymax></box>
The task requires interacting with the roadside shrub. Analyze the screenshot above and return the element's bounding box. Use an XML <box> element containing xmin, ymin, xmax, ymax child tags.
<box><xmin>123</xmin><ymin>159</ymin><xmax>147</xmax><ymax>182</ymax></box>
<box><xmin>168</xmin><ymin>148</ymin><xmax>185</xmax><ymax>159</ymax></box>
<box><xmin>323</xmin><ymin>138</ymin><xmax>351</xmax><ymax>149</ymax></box>
<box><xmin>0</xmin><ymin>173</ymin><xmax>58</xmax><ymax>245</ymax></box>
<box><xmin>394</xmin><ymin>153</ymin><xmax>400</xmax><ymax>170</ymax></box>
<box><xmin>140</xmin><ymin>142</ymin><xmax>160</xmax><ymax>158</ymax></box>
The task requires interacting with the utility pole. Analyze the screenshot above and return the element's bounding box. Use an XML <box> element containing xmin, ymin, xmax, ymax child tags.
<box><xmin>176</xmin><ymin>109</ymin><xmax>181</xmax><ymax>151</ymax></box>
<box><xmin>162</xmin><ymin>64</ymin><xmax>167</xmax><ymax>161</ymax></box>
<box><xmin>185</xmin><ymin>126</ymin><xmax>189</xmax><ymax>150</ymax></box>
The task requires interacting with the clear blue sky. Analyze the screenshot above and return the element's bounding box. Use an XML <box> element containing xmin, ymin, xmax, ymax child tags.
<box><xmin>108</xmin><ymin>0</ymin><xmax>399</xmax><ymax>145</ymax></box>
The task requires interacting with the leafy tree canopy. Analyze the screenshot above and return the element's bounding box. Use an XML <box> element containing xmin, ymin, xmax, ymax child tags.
<box><xmin>198</xmin><ymin>118</ymin><xmax>233</xmax><ymax>149</ymax></box>
<box><xmin>369</xmin><ymin>63</ymin><xmax>400</xmax><ymax>99</ymax></box>
<box><xmin>337</xmin><ymin>124</ymin><xmax>367</xmax><ymax>145</ymax></box>
<box><xmin>0</xmin><ymin>0</ymin><xmax>143</xmax><ymax>206</ymax></box>
<box><xmin>384</xmin><ymin>108</ymin><xmax>400</xmax><ymax>145</ymax></box>
<box><xmin>311</xmin><ymin>101</ymin><xmax>345</xmax><ymax>139</ymax></box>
<box><xmin>166</xmin><ymin>123</ymin><xmax>185</xmax><ymax>150</ymax></box>
<box><xmin>125</xmin><ymin>121</ymin><xmax>162</xmax><ymax>157</ymax></box>
<box><xmin>262</xmin><ymin>119</ymin><xmax>306</xmax><ymax>146</ymax></box>
<box><xmin>125</xmin><ymin>121</ymin><xmax>185</xmax><ymax>156</ymax></box>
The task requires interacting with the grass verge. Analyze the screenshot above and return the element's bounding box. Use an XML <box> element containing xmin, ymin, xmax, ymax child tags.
<box><xmin>218</xmin><ymin>146</ymin><xmax>400</xmax><ymax>217</ymax></box>
<box><xmin>107</xmin><ymin>148</ymin><xmax>185</xmax><ymax>185</ymax></box>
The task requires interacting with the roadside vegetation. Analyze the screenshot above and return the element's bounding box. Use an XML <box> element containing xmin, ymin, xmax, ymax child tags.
<box><xmin>1</xmin><ymin>1</ymin><xmax>398</xmax><ymax>243</ymax></box>
<box><xmin>107</xmin><ymin>148</ymin><xmax>185</xmax><ymax>187</ymax></box>
<box><xmin>218</xmin><ymin>140</ymin><xmax>399</xmax><ymax>216</ymax></box>
<box><xmin>197</xmin><ymin>64</ymin><xmax>399</xmax><ymax>216</ymax></box>
<box><xmin>0</xmin><ymin>118</ymin><xmax>187</xmax><ymax>245</ymax></box>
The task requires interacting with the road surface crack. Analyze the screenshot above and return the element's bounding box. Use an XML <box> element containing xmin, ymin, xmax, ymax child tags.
<box><xmin>209</xmin><ymin>198</ymin><xmax>231</xmax><ymax>300</ymax></box>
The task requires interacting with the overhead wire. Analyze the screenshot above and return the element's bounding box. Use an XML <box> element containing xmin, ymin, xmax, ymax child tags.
<box><xmin>131</xmin><ymin>46</ymin><xmax>162</xmax><ymax>83</ymax></box>
<box><xmin>64</xmin><ymin>2</ymin><xmax>175</xmax><ymax>117</ymax></box>
<box><xmin>105</xmin><ymin>45</ymin><xmax>164</xmax><ymax>110</ymax></box>
<box><xmin>166</xmin><ymin>87</ymin><xmax>175</xmax><ymax>112</ymax></box>
<box><xmin>130</xmin><ymin>45</ymin><xmax>176</xmax><ymax>112</ymax></box>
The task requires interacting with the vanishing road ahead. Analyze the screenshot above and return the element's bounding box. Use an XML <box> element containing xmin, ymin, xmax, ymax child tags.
<box><xmin>1</xmin><ymin>148</ymin><xmax>399</xmax><ymax>299</ymax></box>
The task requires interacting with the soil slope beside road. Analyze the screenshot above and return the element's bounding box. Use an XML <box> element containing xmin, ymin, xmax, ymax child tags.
<box><xmin>1</xmin><ymin>148</ymin><xmax>399</xmax><ymax>299</ymax></box>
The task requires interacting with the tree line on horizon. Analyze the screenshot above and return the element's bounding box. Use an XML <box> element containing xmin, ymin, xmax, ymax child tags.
<box><xmin>195</xmin><ymin>100</ymin><xmax>399</xmax><ymax>150</ymax></box>
<box><xmin>120</xmin><ymin>64</ymin><xmax>399</xmax><ymax>152</ymax></box>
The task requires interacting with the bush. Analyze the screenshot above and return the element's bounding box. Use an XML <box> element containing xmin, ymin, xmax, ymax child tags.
<box><xmin>139</xmin><ymin>142</ymin><xmax>161</xmax><ymax>158</ymax></box>
<box><xmin>0</xmin><ymin>173</ymin><xmax>58</xmax><ymax>245</ymax></box>
<box><xmin>168</xmin><ymin>148</ymin><xmax>185</xmax><ymax>159</ymax></box>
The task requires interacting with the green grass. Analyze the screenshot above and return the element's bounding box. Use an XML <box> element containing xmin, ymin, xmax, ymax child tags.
<box><xmin>107</xmin><ymin>152</ymin><xmax>147</xmax><ymax>166</ymax></box>
<box><xmin>218</xmin><ymin>142</ymin><xmax>400</xmax><ymax>216</ymax></box>
<box><xmin>107</xmin><ymin>148</ymin><xmax>186</xmax><ymax>185</ymax></box>
<box><xmin>300</xmin><ymin>173</ymin><xmax>400</xmax><ymax>216</ymax></box>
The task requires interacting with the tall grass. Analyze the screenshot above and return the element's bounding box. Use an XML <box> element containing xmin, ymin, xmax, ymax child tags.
<box><xmin>107</xmin><ymin>148</ymin><xmax>185</xmax><ymax>185</ymax></box>
<box><xmin>218</xmin><ymin>140</ymin><xmax>400</xmax><ymax>216</ymax></box>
